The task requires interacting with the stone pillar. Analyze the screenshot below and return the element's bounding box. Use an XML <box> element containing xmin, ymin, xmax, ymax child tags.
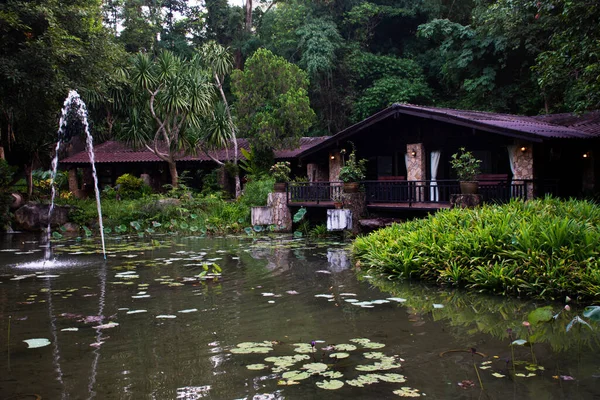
<box><xmin>510</xmin><ymin>142</ymin><xmax>534</xmax><ymax>199</ymax></box>
<box><xmin>267</xmin><ymin>192</ymin><xmax>292</xmax><ymax>232</ymax></box>
<box><xmin>406</xmin><ymin>143</ymin><xmax>427</xmax><ymax>201</ymax></box>
<box><xmin>329</xmin><ymin>151</ymin><xmax>342</xmax><ymax>182</ymax></box>
<box><xmin>342</xmin><ymin>192</ymin><xmax>366</xmax><ymax>235</ymax></box>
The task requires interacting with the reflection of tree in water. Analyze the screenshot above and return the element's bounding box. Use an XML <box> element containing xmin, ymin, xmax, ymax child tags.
<box><xmin>368</xmin><ymin>275</ymin><xmax>600</xmax><ymax>353</ymax></box>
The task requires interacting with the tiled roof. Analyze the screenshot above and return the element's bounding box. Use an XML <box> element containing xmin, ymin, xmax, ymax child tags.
<box><xmin>297</xmin><ymin>103</ymin><xmax>599</xmax><ymax>158</ymax></box>
<box><xmin>60</xmin><ymin>137</ymin><xmax>330</xmax><ymax>164</ymax></box>
<box><xmin>393</xmin><ymin>104</ymin><xmax>591</xmax><ymax>139</ymax></box>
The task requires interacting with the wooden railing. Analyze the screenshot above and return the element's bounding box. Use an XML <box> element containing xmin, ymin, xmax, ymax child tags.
<box><xmin>287</xmin><ymin>179</ymin><xmax>559</xmax><ymax>206</ymax></box>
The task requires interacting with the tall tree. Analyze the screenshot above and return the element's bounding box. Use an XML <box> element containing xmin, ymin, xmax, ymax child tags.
<box><xmin>0</xmin><ymin>0</ymin><xmax>124</xmax><ymax>196</ymax></box>
<box><xmin>124</xmin><ymin>50</ymin><xmax>215</xmax><ymax>187</ymax></box>
<box><xmin>231</xmin><ymin>48</ymin><xmax>315</xmax><ymax>151</ymax></box>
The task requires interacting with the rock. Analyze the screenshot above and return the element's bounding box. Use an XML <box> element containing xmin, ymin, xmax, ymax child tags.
<box><xmin>13</xmin><ymin>202</ymin><xmax>71</xmax><ymax>231</ymax></box>
<box><xmin>359</xmin><ymin>218</ymin><xmax>402</xmax><ymax>230</ymax></box>
<box><xmin>10</xmin><ymin>193</ymin><xmax>24</xmax><ymax>210</ymax></box>
<box><xmin>61</xmin><ymin>222</ymin><xmax>80</xmax><ymax>233</ymax></box>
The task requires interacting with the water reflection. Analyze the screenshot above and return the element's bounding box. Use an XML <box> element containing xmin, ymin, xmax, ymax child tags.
<box><xmin>2</xmin><ymin>234</ymin><xmax>600</xmax><ymax>400</ymax></box>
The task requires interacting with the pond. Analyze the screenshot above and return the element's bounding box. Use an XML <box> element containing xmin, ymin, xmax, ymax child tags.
<box><xmin>1</xmin><ymin>233</ymin><xmax>599</xmax><ymax>399</ymax></box>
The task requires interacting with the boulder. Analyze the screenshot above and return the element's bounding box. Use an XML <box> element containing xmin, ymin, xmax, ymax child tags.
<box><xmin>13</xmin><ymin>203</ymin><xmax>71</xmax><ymax>231</ymax></box>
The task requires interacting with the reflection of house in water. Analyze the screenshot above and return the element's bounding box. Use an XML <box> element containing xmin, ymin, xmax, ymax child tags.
<box><xmin>327</xmin><ymin>249</ymin><xmax>351</xmax><ymax>272</ymax></box>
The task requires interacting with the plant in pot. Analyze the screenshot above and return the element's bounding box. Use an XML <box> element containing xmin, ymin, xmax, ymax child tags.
<box><xmin>339</xmin><ymin>144</ymin><xmax>367</xmax><ymax>193</ymax></box>
<box><xmin>270</xmin><ymin>161</ymin><xmax>291</xmax><ymax>192</ymax></box>
<box><xmin>450</xmin><ymin>147</ymin><xmax>482</xmax><ymax>194</ymax></box>
<box><xmin>331</xmin><ymin>190</ymin><xmax>344</xmax><ymax>209</ymax></box>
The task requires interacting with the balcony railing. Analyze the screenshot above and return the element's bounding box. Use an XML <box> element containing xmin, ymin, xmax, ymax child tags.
<box><xmin>287</xmin><ymin>179</ymin><xmax>558</xmax><ymax>206</ymax></box>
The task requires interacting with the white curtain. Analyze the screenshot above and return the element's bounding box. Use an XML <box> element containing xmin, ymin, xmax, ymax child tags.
<box><xmin>404</xmin><ymin>151</ymin><xmax>410</xmax><ymax>177</ymax></box>
<box><xmin>430</xmin><ymin>151</ymin><xmax>441</xmax><ymax>201</ymax></box>
<box><xmin>507</xmin><ymin>145</ymin><xmax>516</xmax><ymax>197</ymax></box>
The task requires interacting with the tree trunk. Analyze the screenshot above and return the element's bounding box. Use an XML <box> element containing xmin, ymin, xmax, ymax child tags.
<box><xmin>168</xmin><ymin>161</ymin><xmax>178</xmax><ymax>188</ymax></box>
<box><xmin>245</xmin><ymin>0</ymin><xmax>252</xmax><ymax>32</ymax></box>
<box><xmin>0</xmin><ymin>146</ymin><xmax>4</xmax><ymax>160</ymax></box>
<box><xmin>235</xmin><ymin>175</ymin><xmax>242</xmax><ymax>198</ymax></box>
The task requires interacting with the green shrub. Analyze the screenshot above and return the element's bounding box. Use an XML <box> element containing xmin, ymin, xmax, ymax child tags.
<box><xmin>0</xmin><ymin>160</ymin><xmax>16</xmax><ymax>229</ymax></box>
<box><xmin>240</xmin><ymin>178</ymin><xmax>274</xmax><ymax>207</ymax></box>
<box><xmin>115</xmin><ymin>173</ymin><xmax>151</xmax><ymax>200</ymax></box>
<box><xmin>352</xmin><ymin>197</ymin><xmax>600</xmax><ymax>300</ymax></box>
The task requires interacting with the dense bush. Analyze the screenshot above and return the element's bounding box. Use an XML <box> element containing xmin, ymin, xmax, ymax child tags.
<box><xmin>352</xmin><ymin>198</ymin><xmax>600</xmax><ymax>300</ymax></box>
<box><xmin>115</xmin><ymin>173</ymin><xmax>151</xmax><ymax>200</ymax></box>
<box><xmin>239</xmin><ymin>178</ymin><xmax>275</xmax><ymax>207</ymax></box>
<box><xmin>0</xmin><ymin>160</ymin><xmax>16</xmax><ymax>229</ymax></box>
<box><xmin>64</xmin><ymin>193</ymin><xmax>250</xmax><ymax>236</ymax></box>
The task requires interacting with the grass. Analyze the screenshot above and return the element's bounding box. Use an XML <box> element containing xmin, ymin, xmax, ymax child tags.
<box><xmin>352</xmin><ymin>197</ymin><xmax>600</xmax><ymax>300</ymax></box>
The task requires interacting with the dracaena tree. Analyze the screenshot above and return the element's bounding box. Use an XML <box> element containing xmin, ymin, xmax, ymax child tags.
<box><xmin>123</xmin><ymin>50</ymin><xmax>215</xmax><ymax>187</ymax></box>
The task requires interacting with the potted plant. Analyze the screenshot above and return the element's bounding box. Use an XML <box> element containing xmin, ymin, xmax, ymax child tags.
<box><xmin>338</xmin><ymin>143</ymin><xmax>367</xmax><ymax>193</ymax></box>
<box><xmin>331</xmin><ymin>191</ymin><xmax>344</xmax><ymax>209</ymax></box>
<box><xmin>270</xmin><ymin>161</ymin><xmax>291</xmax><ymax>192</ymax></box>
<box><xmin>450</xmin><ymin>147</ymin><xmax>482</xmax><ymax>194</ymax></box>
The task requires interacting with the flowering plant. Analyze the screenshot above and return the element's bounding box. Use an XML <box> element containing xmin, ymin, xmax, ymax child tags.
<box><xmin>270</xmin><ymin>161</ymin><xmax>291</xmax><ymax>183</ymax></box>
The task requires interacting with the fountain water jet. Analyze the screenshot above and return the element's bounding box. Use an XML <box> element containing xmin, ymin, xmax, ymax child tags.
<box><xmin>47</xmin><ymin>90</ymin><xmax>106</xmax><ymax>259</ymax></box>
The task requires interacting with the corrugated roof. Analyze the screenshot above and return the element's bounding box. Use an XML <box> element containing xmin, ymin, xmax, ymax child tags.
<box><xmin>60</xmin><ymin>137</ymin><xmax>330</xmax><ymax>164</ymax></box>
<box><xmin>297</xmin><ymin>104</ymin><xmax>598</xmax><ymax>158</ymax></box>
<box><xmin>531</xmin><ymin>111</ymin><xmax>600</xmax><ymax>138</ymax></box>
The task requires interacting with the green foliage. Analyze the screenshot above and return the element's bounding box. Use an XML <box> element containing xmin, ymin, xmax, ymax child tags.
<box><xmin>231</xmin><ymin>48</ymin><xmax>316</xmax><ymax>151</ymax></box>
<box><xmin>297</xmin><ymin>18</ymin><xmax>342</xmax><ymax>79</ymax></box>
<box><xmin>347</xmin><ymin>51</ymin><xmax>431</xmax><ymax>120</ymax></box>
<box><xmin>239</xmin><ymin>178</ymin><xmax>274</xmax><ymax>207</ymax></box>
<box><xmin>0</xmin><ymin>160</ymin><xmax>16</xmax><ymax>229</ymax></box>
<box><xmin>450</xmin><ymin>147</ymin><xmax>481</xmax><ymax>181</ymax></box>
<box><xmin>115</xmin><ymin>173</ymin><xmax>151</xmax><ymax>200</ymax></box>
<box><xmin>269</xmin><ymin>162</ymin><xmax>291</xmax><ymax>183</ymax></box>
<box><xmin>339</xmin><ymin>144</ymin><xmax>367</xmax><ymax>183</ymax></box>
<box><xmin>353</xmin><ymin>198</ymin><xmax>600</xmax><ymax>300</ymax></box>
<box><xmin>66</xmin><ymin>194</ymin><xmax>250</xmax><ymax>237</ymax></box>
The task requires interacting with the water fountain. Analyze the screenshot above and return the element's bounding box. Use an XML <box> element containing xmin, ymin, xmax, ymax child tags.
<box><xmin>47</xmin><ymin>90</ymin><xmax>106</xmax><ymax>259</ymax></box>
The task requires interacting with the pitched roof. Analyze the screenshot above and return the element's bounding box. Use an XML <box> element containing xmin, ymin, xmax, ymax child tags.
<box><xmin>297</xmin><ymin>103</ymin><xmax>599</xmax><ymax>158</ymax></box>
<box><xmin>60</xmin><ymin>137</ymin><xmax>330</xmax><ymax>164</ymax></box>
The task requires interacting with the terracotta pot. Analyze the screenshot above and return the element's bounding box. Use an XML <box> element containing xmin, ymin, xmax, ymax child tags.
<box><xmin>273</xmin><ymin>182</ymin><xmax>286</xmax><ymax>192</ymax></box>
<box><xmin>343</xmin><ymin>182</ymin><xmax>359</xmax><ymax>193</ymax></box>
<box><xmin>333</xmin><ymin>201</ymin><xmax>343</xmax><ymax>209</ymax></box>
<box><xmin>459</xmin><ymin>181</ymin><xmax>479</xmax><ymax>194</ymax></box>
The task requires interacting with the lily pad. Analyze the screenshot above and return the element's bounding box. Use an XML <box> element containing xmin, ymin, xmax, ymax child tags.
<box><xmin>126</xmin><ymin>309</ymin><xmax>147</xmax><ymax>314</ymax></box>
<box><xmin>156</xmin><ymin>315</ymin><xmax>176</xmax><ymax>319</ymax></box>
<box><xmin>316</xmin><ymin>380</ymin><xmax>344</xmax><ymax>390</ymax></box>
<box><xmin>23</xmin><ymin>338</ymin><xmax>51</xmax><ymax>349</ymax></box>
<box><xmin>393</xmin><ymin>387</ymin><xmax>421</xmax><ymax>397</ymax></box>
<box><xmin>302</xmin><ymin>363</ymin><xmax>328</xmax><ymax>373</ymax></box>
<box><xmin>246</xmin><ymin>364</ymin><xmax>268</xmax><ymax>370</ymax></box>
<box><xmin>334</xmin><ymin>344</ymin><xmax>357</xmax><ymax>351</ymax></box>
<box><xmin>320</xmin><ymin>371</ymin><xmax>344</xmax><ymax>379</ymax></box>
<box><xmin>282</xmin><ymin>371</ymin><xmax>312</xmax><ymax>380</ymax></box>
<box><xmin>329</xmin><ymin>352</ymin><xmax>350</xmax><ymax>359</ymax></box>
<box><xmin>379</xmin><ymin>373</ymin><xmax>407</xmax><ymax>383</ymax></box>
<box><xmin>178</xmin><ymin>309</ymin><xmax>198</xmax><ymax>313</ymax></box>
<box><xmin>364</xmin><ymin>352</ymin><xmax>386</xmax><ymax>359</ymax></box>
<box><xmin>350</xmin><ymin>338</ymin><xmax>371</xmax><ymax>345</ymax></box>
<box><xmin>61</xmin><ymin>327</ymin><xmax>79</xmax><ymax>332</ymax></box>
<box><xmin>528</xmin><ymin>306</ymin><xmax>554</xmax><ymax>325</ymax></box>
<box><xmin>583</xmin><ymin>306</ymin><xmax>600</xmax><ymax>322</ymax></box>
<box><xmin>94</xmin><ymin>322</ymin><xmax>119</xmax><ymax>329</ymax></box>
<box><xmin>511</xmin><ymin>339</ymin><xmax>528</xmax><ymax>346</ymax></box>
<box><xmin>363</xmin><ymin>342</ymin><xmax>385</xmax><ymax>349</ymax></box>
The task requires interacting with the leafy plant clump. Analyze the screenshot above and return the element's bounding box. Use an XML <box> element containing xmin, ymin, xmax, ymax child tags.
<box><xmin>339</xmin><ymin>143</ymin><xmax>367</xmax><ymax>183</ymax></box>
<box><xmin>450</xmin><ymin>147</ymin><xmax>481</xmax><ymax>181</ymax></box>
<box><xmin>114</xmin><ymin>173</ymin><xmax>151</xmax><ymax>200</ymax></box>
<box><xmin>352</xmin><ymin>197</ymin><xmax>600</xmax><ymax>300</ymax></box>
<box><xmin>270</xmin><ymin>161</ymin><xmax>291</xmax><ymax>183</ymax></box>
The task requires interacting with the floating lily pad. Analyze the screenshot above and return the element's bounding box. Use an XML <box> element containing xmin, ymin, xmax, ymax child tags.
<box><xmin>329</xmin><ymin>352</ymin><xmax>350</xmax><ymax>359</ymax></box>
<box><xmin>246</xmin><ymin>364</ymin><xmax>267</xmax><ymax>370</ymax></box>
<box><xmin>156</xmin><ymin>315</ymin><xmax>176</xmax><ymax>319</ymax></box>
<box><xmin>492</xmin><ymin>372</ymin><xmax>506</xmax><ymax>378</ymax></box>
<box><xmin>23</xmin><ymin>338</ymin><xmax>51</xmax><ymax>349</ymax></box>
<box><xmin>316</xmin><ymin>380</ymin><xmax>344</xmax><ymax>390</ymax></box>
<box><xmin>178</xmin><ymin>309</ymin><xmax>198</xmax><ymax>313</ymax></box>
<box><xmin>334</xmin><ymin>344</ymin><xmax>357</xmax><ymax>351</ymax></box>
<box><xmin>94</xmin><ymin>322</ymin><xmax>119</xmax><ymax>329</ymax></box>
<box><xmin>528</xmin><ymin>306</ymin><xmax>554</xmax><ymax>325</ymax></box>
<box><xmin>363</xmin><ymin>342</ymin><xmax>385</xmax><ymax>349</ymax></box>
<box><xmin>350</xmin><ymin>338</ymin><xmax>371</xmax><ymax>345</ymax></box>
<box><xmin>364</xmin><ymin>352</ymin><xmax>386</xmax><ymax>359</ymax></box>
<box><xmin>387</xmin><ymin>297</ymin><xmax>407</xmax><ymax>303</ymax></box>
<box><xmin>511</xmin><ymin>339</ymin><xmax>528</xmax><ymax>346</ymax></box>
<box><xmin>393</xmin><ymin>387</ymin><xmax>421</xmax><ymax>397</ymax></box>
<box><xmin>315</xmin><ymin>294</ymin><xmax>334</xmax><ymax>298</ymax></box>
<box><xmin>320</xmin><ymin>371</ymin><xmax>344</xmax><ymax>379</ymax></box>
<box><xmin>126</xmin><ymin>309</ymin><xmax>147</xmax><ymax>314</ymax></box>
<box><xmin>379</xmin><ymin>373</ymin><xmax>407</xmax><ymax>383</ymax></box>
<box><xmin>282</xmin><ymin>371</ymin><xmax>312</xmax><ymax>380</ymax></box>
<box><xmin>61</xmin><ymin>327</ymin><xmax>78</xmax><ymax>332</ymax></box>
<box><xmin>302</xmin><ymin>363</ymin><xmax>328</xmax><ymax>373</ymax></box>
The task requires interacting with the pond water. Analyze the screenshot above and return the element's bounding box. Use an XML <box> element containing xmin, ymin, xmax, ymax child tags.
<box><xmin>1</xmin><ymin>233</ymin><xmax>599</xmax><ymax>399</ymax></box>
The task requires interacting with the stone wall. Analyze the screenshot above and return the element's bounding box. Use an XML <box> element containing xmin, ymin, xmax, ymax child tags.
<box><xmin>406</xmin><ymin>143</ymin><xmax>426</xmax><ymax>181</ymax></box>
<box><xmin>267</xmin><ymin>192</ymin><xmax>292</xmax><ymax>232</ymax></box>
<box><xmin>329</xmin><ymin>151</ymin><xmax>342</xmax><ymax>182</ymax></box>
<box><xmin>510</xmin><ymin>142</ymin><xmax>534</xmax><ymax>199</ymax></box>
<box><xmin>342</xmin><ymin>191</ymin><xmax>366</xmax><ymax>234</ymax></box>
